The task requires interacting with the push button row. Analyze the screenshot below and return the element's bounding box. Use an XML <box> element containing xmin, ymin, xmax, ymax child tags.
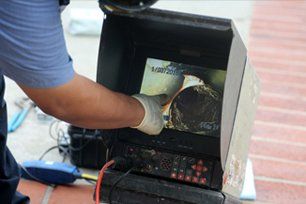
<box><xmin>171</xmin><ymin>172</ymin><xmax>207</xmax><ymax>185</ymax></box>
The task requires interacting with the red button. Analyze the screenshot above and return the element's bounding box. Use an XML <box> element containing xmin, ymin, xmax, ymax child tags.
<box><xmin>196</xmin><ymin>165</ymin><xmax>203</xmax><ymax>172</ymax></box>
<box><xmin>197</xmin><ymin>160</ymin><xmax>203</xmax><ymax>165</ymax></box>
<box><xmin>171</xmin><ymin>173</ymin><xmax>177</xmax><ymax>179</ymax></box>
<box><xmin>191</xmin><ymin>164</ymin><xmax>197</xmax><ymax>170</ymax></box>
<box><xmin>192</xmin><ymin>177</ymin><xmax>199</xmax><ymax>183</ymax></box>
<box><xmin>200</xmin><ymin>177</ymin><xmax>207</xmax><ymax>184</ymax></box>
<box><xmin>202</xmin><ymin>166</ymin><xmax>208</xmax><ymax>172</ymax></box>
<box><xmin>185</xmin><ymin>175</ymin><xmax>191</xmax><ymax>182</ymax></box>
<box><xmin>178</xmin><ymin>173</ymin><xmax>185</xmax><ymax>180</ymax></box>
<box><xmin>196</xmin><ymin>171</ymin><xmax>201</xmax><ymax>177</ymax></box>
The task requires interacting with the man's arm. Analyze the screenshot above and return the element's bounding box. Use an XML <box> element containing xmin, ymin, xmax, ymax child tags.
<box><xmin>20</xmin><ymin>73</ymin><xmax>145</xmax><ymax>129</ymax></box>
<box><xmin>0</xmin><ymin>0</ymin><xmax>164</xmax><ymax>135</ymax></box>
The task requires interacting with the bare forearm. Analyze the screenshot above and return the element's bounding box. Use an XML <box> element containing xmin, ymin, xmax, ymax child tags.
<box><xmin>19</xmin><ymin>73</ymin><xmax>144</xmax><ymax>129</ymax></box>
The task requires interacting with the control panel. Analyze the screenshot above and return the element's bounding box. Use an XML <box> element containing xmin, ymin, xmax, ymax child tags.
<box><xmin>123</xmin><ymin>145</ymin><xmax>214</xmax><ymax>187</ymax></box>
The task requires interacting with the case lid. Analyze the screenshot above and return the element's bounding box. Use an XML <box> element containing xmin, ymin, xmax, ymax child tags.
<box><xmin>220</xmin><ymin>22</ymin><xmax>247</xmax><ymax>169</ymax></box>
<box><xmin>97</xmin><ymin>8</ymin><xmax>257</xmax><ymax>172</ymax></box>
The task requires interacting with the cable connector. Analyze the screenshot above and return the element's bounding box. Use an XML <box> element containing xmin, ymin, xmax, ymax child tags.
<box><xmin>96</xmin><ymin>156</ymin><xmax>147</xmax><ymax>204</ymax></box>
<box><xmin>111</xmin><ymin>156</ymin><xmax>133</xmax><ymax>171</ymax></box>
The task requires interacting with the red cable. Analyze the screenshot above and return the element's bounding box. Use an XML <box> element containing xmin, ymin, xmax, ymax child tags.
<box><xmin>95</xmin><ymin>160</ymin><xmax>115</xmax><ymax>204</ymax></box>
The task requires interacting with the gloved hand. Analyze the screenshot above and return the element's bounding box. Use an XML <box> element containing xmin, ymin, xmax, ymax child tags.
<box><xmin>131</xmin><ymin>94</ymin><xmax>169</xmax><ymax>135</ymax></box>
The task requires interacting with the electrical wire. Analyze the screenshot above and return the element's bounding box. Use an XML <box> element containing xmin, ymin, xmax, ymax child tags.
<box><xmin>84</xmin><ymin>179</ymin><xmax>96</xmax><ymax>185</ymax></box>
<box><xmin>39</xmin><ymin>120</ymin><xmax>70</xmax><ymax>161</ymax></box>
<box><xmin>73</xmin><ymin>173</ymin><xmax>98</xmax><ymax>185</ymax></box>
<box><xmin>41</xmin><ymin>120</ymin><xmax>89</xmax><ymax>161</ymax></box>
<box><xmin>95</xmin><ymin>160</ymin><xmax>115</xmax><ymax>204</ymax></box>
<box><xmin>108</xmin><ymin>168</ymin><xmax>133</xmax><ymax>204</ymax></box>
<box><xmin>20</xmin><ymin>162</ymin><xmax>98</xmax><ymax>186</ymax></box>
<box><xmin>49</xmin><ymin>120</ymin><xmax>61</xmax><ymax>140</ymax></box>
<box><xmin>28</xmin><ymin>120</ymin><xmax>101</xmax><ymax>187</ymax></box>
<box><xmin>39</xmin><ymin>146</ymin><xmax>59</xmax><ymax>160</ymax></box>
<box><xmin>42</xmin><ymin>120</ymin><xmax>105</xmax><ymax>163</ymax></box>
<box><xmin>81</xmin><ymin>173</ymin><xmax>98</xmax><ymax>181</ymax></box>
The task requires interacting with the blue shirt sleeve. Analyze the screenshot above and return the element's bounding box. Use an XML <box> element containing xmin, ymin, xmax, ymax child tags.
<box><xmin>0</xmin><ymin>0</ymin><xmax>75</xmax><ymax>88</ymax></box>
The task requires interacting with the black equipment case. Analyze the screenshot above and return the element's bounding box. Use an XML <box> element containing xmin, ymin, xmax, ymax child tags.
<box><xmin>93</xmin><ymin>3</ymin><xmax>259</xmax><ymax>204</ymax></box>
<box><xmin>68</xmin><ymin>126</ymin><xmax>107</xmax><ymax>169</ymax></box>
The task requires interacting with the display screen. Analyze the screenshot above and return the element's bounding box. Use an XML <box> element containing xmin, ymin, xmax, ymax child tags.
<box><xmin>140</xmin><ymin>58</ymin><xmax>226</xmax><ymax>137</ymax></box>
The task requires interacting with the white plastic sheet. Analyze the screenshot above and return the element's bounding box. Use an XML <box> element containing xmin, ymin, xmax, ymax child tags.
<box><xmin>68</xmin><ymin>8</ymin><xmax>104</xmax><ymax>36</ymax></box>
<box><xmin>240</xmin><ymin>159</ymin><xmax>256</xmax><ymax>200</ymax></box>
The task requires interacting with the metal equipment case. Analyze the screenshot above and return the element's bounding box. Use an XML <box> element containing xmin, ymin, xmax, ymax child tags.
<box><xmin>96</xmin><ymin>7</ymin><xmax>259</xmax><ymax>204</ymax></box>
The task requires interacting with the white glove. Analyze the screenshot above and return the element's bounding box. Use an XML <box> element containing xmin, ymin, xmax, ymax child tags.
<box><xmin>131</xmin><ymin>94</ymin><xmax>169</xmax><ymax>135</ymax></box>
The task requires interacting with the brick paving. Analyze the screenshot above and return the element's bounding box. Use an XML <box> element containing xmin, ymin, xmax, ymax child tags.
<box><xmin>16</xmin><ymin>1</ymin><xmax>306</xmax><ymax>204</ymax></box>
<box><xmin>48</xmin><ymin>185</ymin><xmax>94</xmax><ymax>204</ymax></box>
<box><xmin>249</xmin><ymin>1</ymin><xmax>306</xmax><ymax>203</ymax></box>
<box><xmin>18</xmin><ymin>180</ymin><xmax>95</xmax><ymax>204</ymax></box>
<box><xmin>17</xmin><ymin>180</ymin><xmax>48</xmax><ymax>204</ymax></box>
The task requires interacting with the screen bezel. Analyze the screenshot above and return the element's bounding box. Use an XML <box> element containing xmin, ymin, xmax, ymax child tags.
<box><xmin>115</xmin><ymin>45</ymin><xmax>227</xmax><ymax>158</ymax></box>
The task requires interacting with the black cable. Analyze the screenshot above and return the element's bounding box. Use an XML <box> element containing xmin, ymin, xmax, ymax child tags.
<box><xmin>68</xmin><ymin>128</ymin><xmax>92</xmax><ymax>152</ymax></box>
<box><xmin>42</xmin><ymin>120</ymin><xmax>70</xmax><ymax>161</ymax></box>
<box><xmin>61</xmin><ymin>147</ymin><xmax>68</xmax><ymax>162</ymax></box>
<box><xmin>84</xmin><ymin>179</ymin><xmax>96</xmax><ymax>185</ymax></box>
<box><xmin>44</xmin><ymin>120</ymin><xmax>99</xmax><ymax>162</ymax></box>
<box><xmin>108</xmin><ymin>168</ymin><xmax>133</xmax><ymax>204</ymax></box>
<box><xmin>56</xmin><ymin>128</ymin><xmax>70</xmax><ymax>160</ymax></box>
<box><xmin>68</xmin><ymin>139</ymin><xmax>92</xmax><ymax>151</ymax></box>
<box><xmin>39</xmin><ymin>146</ymin><xmax>59</xmax><ymax>160</ymax></box>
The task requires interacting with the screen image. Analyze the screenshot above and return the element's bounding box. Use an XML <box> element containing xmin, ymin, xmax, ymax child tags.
<box><xmin>140</xmin><ymin>58</ymin><xmax>226</xmax><ymax>137</ymax></box>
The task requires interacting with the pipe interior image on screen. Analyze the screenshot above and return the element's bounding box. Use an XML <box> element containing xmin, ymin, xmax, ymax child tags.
<box><xmin>140</xmin><ymin>58</ymin><xmax>226</xmax><ymax>137</ymax></box>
